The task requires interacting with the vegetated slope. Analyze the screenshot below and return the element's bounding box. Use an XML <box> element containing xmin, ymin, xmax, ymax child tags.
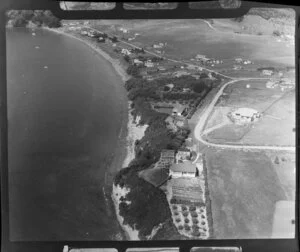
<box><xmin>6</xmin><ymin>10</ymin><xmax>61</xmax><ymax>28</ymax></box>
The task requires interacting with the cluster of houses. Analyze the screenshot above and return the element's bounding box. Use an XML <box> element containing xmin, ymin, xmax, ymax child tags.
<box><xmin>266</xmin><ymin>78</ymin><xmax>295</xmax><ymax>91</ymax></box>
<box><xmin>80</xmin><ymin>29</ymin><xmax>114</xmax><ymax>43</ymax></box>
<box><xmin>193</xmin><ymin>54</ymin><xmax>223</xmax><ymax>67</ymax></box>
<box><xmin>155</xmin><ymin>149</ymin><xmax>203</xmax><ymax>179</ymax></box>
<box><xmin>234</xmin><ymin>57</ymin><xmax>252</xmax><ymax>65</ymax></box>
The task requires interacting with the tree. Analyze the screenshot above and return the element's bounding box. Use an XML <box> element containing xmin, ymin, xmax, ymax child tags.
<box><xmin>124</xmin><ymin>55</ymin><xmax>130</xmax><ymax>63</ymax></box>
<box><xmin>126</xmin><ymin>65</ymin><xmax>140</xmax><ymax>77</ymax></box>
<box><xmin>274</xmin><ymin>156</ymin><xmax>280</xmax><ymax>164</ymax></box>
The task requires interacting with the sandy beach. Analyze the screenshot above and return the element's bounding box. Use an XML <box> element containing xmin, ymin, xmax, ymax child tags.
<box><xmin>47</xmin><ymin>26</ymin><xmax>148</xmax><ymax>240</ymax></box>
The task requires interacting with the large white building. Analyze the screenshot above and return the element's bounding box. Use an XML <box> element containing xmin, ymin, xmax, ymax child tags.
<box><xmin>230</xmin><ymin>107</ymin><xmax>261</xmax><ymax>124</ymax></box>
<box><xmin>169</xmin><ymin>161</ymin><xmax>198</xmax><ymax>178</ymax></box>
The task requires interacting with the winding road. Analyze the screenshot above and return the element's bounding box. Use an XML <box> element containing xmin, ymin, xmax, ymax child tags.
<box><xmin>193</xmin><ymin>78</ymin><xmax>296</xmax><ymax>152</ymax></box>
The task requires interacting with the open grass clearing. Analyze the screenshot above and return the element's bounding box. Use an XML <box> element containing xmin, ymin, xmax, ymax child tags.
<box><xmin>205</xmin><ymin>149</ymin><xmax>286</xmax><ymax>239</ymax></box>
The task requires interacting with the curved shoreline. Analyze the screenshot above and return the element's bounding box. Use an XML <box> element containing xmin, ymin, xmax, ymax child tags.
<box><xmin>46</xmin><ymin>27</ymin><xmax>146</xmax><ymax>240</ymax></box>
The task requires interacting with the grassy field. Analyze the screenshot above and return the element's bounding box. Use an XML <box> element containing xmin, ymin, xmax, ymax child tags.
<box><xmin>205</xmin><ymin>124</ymin><xmax>251</xmax><ymax>143</ymax></box>
<box><xmin>205</xmin><ymin>149</ymin><xmax>286</xmax><ymax>239</ymax></box>
<box><xmin>265</xmin><ymin>151</ymin><xmax>295</xmax><ymax>201</ymax></box>
<box><xmin>242</xmin><ymin>90</ymin><xmax>295</xmax><ymax>146</ymax></box>
<box><xmin>207</xmin><ymin>80</ymin><xmax>295</xmax><ymax>146</ymax></box>
<box><xmin>204</xmin><ymin>106</ymin><xmax>231</xmax><ymax>130</ymax></box>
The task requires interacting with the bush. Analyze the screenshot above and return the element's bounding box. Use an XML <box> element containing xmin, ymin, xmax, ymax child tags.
<box><xmin>201</xmin><ymin>214</ymin><xmax>205</xmax><ymax>219</ymax></box>
<box><xmin>184</xmin><ymin>218</ymin><xmax>190</xmax><ymax>224</ymax></box>
<box><xmin>191</xmin><ymin>212</ymin><xmax>198</xmax><ymax>218</ymax></box>
<box><xmin>178</xmin><ymin>225</ymin><xmax>183</xmax><ymax>230</ymax></box>
<box><xmin>172</xmin><ymin>205</ymin><xmax>178</xmax><ymax>210</ymax></box>
<box><xmin>184</xmin><ymin>224</ymin><xmax>191</xmax><ymax>231</ymax></box>
<box><xmin>201</xmin><ymin>221</ymin><xmax>206</xmax><ymax>225</ymax></box>
<box><xmin>181</xmin><ymin>205</ymin><xmax>187</xmax><ymax>211</ymax></box>
<box><xmin>175</xmin><ymin>218</ymin><xmax>181</xmax><ymax>223</ymax></box>
<box><xmin>192</xmin><ymin>218</ymin><xmax>199</xmax><ymax>224</ymax></box>
<box><xmin>192</xmin><ymin>230</ymin><xmax>201</xmax><ymax>237</ymax></box>
<box><xmin>192</xmin><ymin>225</ymin><xmax>200</xmax><ymax>230</ymax></box>
<box><xmin>189</xmin><ymin>205</ymin><xmax>196</xmax><ymax>211</ymax></box>
<box><xmin>274</xmin><ymin>156</ymin><xmax>280</xmax><ymax>164</ymax></box>
<box><xmin>170</xmin><ymin>198</ymin><xmax>176</xmax><ymax>204</ymax></box>
<box><xmin>182</xmin><ymin>211</ymin><xmax>189</xmax><ymax>217</ymax></box>
<box><xmin>273</xmin><ymin>30</ymin><xmax>282</xmax><ymax>36</ymax></box>
<box><xmin>124</xmin><ymin>55</ymin><xmax>130</xmax><ymax>62</ymax></box>
<box><xmin>126</xmin><ymin>65</ymin><xmax>140</xmax><ymax>77</ymax></box>
<box><xmin>174</xmin><ymin>211</ymin><xmax>179</xmax><ymax>216</ymax></box>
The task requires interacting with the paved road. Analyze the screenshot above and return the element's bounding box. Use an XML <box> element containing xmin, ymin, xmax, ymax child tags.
<box><xmin>84</xmin><ymin>25</ymin><xmax>234</xmax><ymax>80</ymax></box>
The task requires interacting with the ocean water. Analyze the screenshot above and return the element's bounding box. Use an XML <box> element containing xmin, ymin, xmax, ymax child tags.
<box><xmin>7</xmin><ymin>28</ymin><xmax>127</xmax><ymax>241</ymax></box>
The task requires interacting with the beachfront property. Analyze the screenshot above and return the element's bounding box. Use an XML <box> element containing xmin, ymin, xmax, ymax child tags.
<box><xmin>229</xmin><ymin>107</ymin><xmax>261</xmax><ymax>124</ymax></box>
<box><xmin>169</xmin><ymin>161</ymin><xmax>198</xmax><ymax>178</ymax></box>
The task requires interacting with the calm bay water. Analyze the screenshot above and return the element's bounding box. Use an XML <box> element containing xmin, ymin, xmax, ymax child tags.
<box><xmin>7</xmin><ymin>28</ymin><xmax>127</xmax><ymax>240</ymax></box>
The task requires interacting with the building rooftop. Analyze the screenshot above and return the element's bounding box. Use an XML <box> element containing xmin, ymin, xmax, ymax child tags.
<box><xmin>233</xmin><ymin>107</ymin><xmax>259</xmax><ymax>117</ymax></box>
<box><xmin>170</xmin><ymin>161</ymin><xmax>196</xmax><ymax>173</ymax></box>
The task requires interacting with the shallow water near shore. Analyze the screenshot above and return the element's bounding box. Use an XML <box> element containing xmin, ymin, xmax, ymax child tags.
<box><xmin>7</xmin><ymin>28</ymin><xmax>128</xmax><ymax>240</ymax></box>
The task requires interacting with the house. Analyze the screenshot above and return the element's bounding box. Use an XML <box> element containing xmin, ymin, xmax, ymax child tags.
<box><xmin>195</xmin><ymin>54</ymin><xmax>208</xmax><ymax>61</ymax></box>
<box><xmin>266</xmin><ymin>80</ymin><xmax>277</xmax><ymax>89</ymax></box>
<box><xmin>243</xmin><ymin>60</ymin><xmax>252</xmax><ymax>64</ymax></box>
<box><xmin>230</xmin><ymin>107</ymin><xmax>261</xmax><ymax>124</ymax></box>
<box><xmin>187</xmin><ymin>65</ymin><xmax>197</xmax><ymax>70</ymax></box>
<box><xmin>153</xmin><ymin>44</ymin><xmax>163</xmax><ymax>49</ymax></box>
<box><xmin>169</xmin><ymin>161</ymin><xmax>198</xmax><ymax>178</ymax></box>
<box><xmin>133</xmin><ymin>59</ymin><xmax>144</xmax><ymax>66</ymax></box>
<box><xmin>158</xmin><ymin>66</ymin><xmax>166</xmax><ymax>71</ymax></box>
<box><xmin>262</xmin><ymin>69</ymin><xmax>274</xmax><ymax>76</ymax></box>
<box><xmin>176</xmin><ymin>149</ymin><xmax>191</xmax><ymax>162</ymax></box>
<box><xmin>172</xmin><ymin>104</ymin><xmax>186</xmax><ymax>116</ymax></box>
<box><xmin>165</xmin><ymin>116</ymin><xmax>178</xmax><ymax>132</ymax></box>
<box><xmin>235</xmin><ymin>58</ymin><xmax>243</xmax><ymax>63</ymax></box>
<box><xmin>182</xmin><ymin>88</ymin><xmax>191</xmax><ymax>93</ymax></box>
<box><xmin>233</xmin><ymin>65</ymin><xmax>242</xmax><ymax>70</ymax></box>
<box><xmin>121</xmin><ymin>49</ymin><xmax>131</xmax><ymax>56</ymax></box>
<box><xmin>173</xmin><ymin>71</ymin><xmax>189</xmax><ymax>78</ymax></box>
<box><xmin>144</xmin><ymin>61</ymin><xmax>154</xmax><ymax>68</ymax></box>
<box><xmin>120</xmin><ymin>27</ymin><xmax>128</xmax><ymax>33</ymax></box>
<box><xmin>81</xmin><ymin>30</ymin><xmax>88</xmax><ymax>36</ymax></box>
<box><xmin>98</xmin><ymin>37</ymin><xmax>105</xmax><ymax>42</ymax></box>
